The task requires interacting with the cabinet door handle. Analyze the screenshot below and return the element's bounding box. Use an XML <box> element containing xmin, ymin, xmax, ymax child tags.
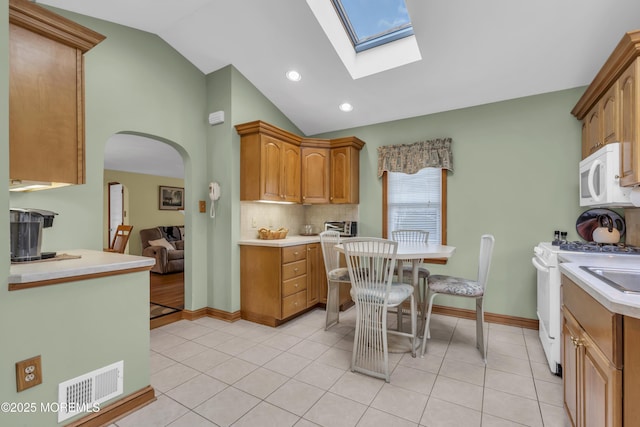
<box><xmin>293</xmin><ymin>268</ymin><xmax>299</xmax><ymax>273</ymax></box>
<box><xmin>294</xmin><ymin>283</ymin><xmax>299</xmax><ymax>288</ymax></box>
<box><xmin>294</xmin><ymin>251</ymin><xmax>299</xmax><ymax>256</ymax></box>
<box><xmin>570</xmin><ymin>336</ymin><xmax>583</xmax><ymax>347</ymax></box>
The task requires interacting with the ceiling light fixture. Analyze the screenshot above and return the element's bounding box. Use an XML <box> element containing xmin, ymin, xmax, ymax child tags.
<box><xmin>339</xmin><ymin>102</ymin><xmax>353</xmax><ymax>112</ymax></box>
<box><xmin>286</xmin><ymin>70</ymin><xmax>302</xmax><ymax>82</ymax></box>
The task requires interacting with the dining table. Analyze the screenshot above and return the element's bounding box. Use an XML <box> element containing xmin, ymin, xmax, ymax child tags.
<box><xmin>334</xmin><ymin>239</ymin><xmax>456</xmax><ymax>352</ymax></box>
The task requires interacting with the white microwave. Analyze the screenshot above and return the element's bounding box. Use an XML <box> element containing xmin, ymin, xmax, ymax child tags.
<box><xmin>579</xmin><ymin>142</ymin><xmax>632</xmax><ymax>207</ymax></box>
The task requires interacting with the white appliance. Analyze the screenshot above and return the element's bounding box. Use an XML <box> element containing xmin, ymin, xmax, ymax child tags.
<box><xmin>579</xmin><ymin>142</ymin><xmax>632</xmax><ymax>207</ymax></box>
<box><xmin>532</xmin><ymin>242</ymin><xmax>563</xmax><ymax>375</ymax></box>
<box><xmin>532</xmin><ymin>240</ymin><xmax>640</xmax><ymax>375</ymax></box>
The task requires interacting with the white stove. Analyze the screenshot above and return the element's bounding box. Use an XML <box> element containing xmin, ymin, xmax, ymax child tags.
<box><xmin>532</xmin><ymin>242</ymin><xmax>564</xmax><ymax>375</ymax></box>
<box><xmin>532</xmin><ymin>241</ymin><xmax>640</xmax><ymax>376</ymax></box>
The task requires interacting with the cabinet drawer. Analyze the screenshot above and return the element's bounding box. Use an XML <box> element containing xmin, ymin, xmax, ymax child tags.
<box><xmin>283</xmin><ymin>245</ymin><xmax>306</xmax><ymax>263</ymax></box>
<box><xmin>282</xmin><ymin>290</ymin><xmax>307</xmax><ymax>318</ymax></box>
<box><xmin>282</xmin><ymin>275</ymin><xmax>307</xmax><ymax>297</ymax></box>
<box><xmin>562</xmin><ymin>275</ymin><xmax>622</xmax><ymax>367</ymax></box>
<box><xmin>282</xmin><ymin>260</ymin><xmax>306</xmax><ymax>281</ymax></box>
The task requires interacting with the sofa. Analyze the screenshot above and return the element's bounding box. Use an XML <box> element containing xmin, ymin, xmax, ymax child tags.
<box><xmin>140</xmin><ymin>226</ymin><xmax>184</xmax><ymax>274</ymax></box>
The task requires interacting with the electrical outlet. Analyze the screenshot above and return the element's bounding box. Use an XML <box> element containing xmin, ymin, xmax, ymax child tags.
<box><xmin>251</xmin><ymin>217</ymin><xmax>257</xmax><ymax>228</ymax></box>
<box><xmin>199</xmin><ymin>200</ymin><xmax>206</xmax><ymax>213</ymax></box>
<box><xmin>16</xmin><ymin>355</ymin><xmax>42</xmax><ymax>392</ymax></box>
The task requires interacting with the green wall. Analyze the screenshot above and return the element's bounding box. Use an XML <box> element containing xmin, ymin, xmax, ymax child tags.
<box><xmin>103</xmin><ymin>170</ymin><xmax>185</xmax><ymax>255</ymax></box>
<box><xmin>315</xmin><ymin>88</ymin><xmax>585</xmax><ymax>319</ymax></box>
<box><xmin>204</xmin><ymin>66</ymin><xmax>302</xmax><ymax>312</ymax></box>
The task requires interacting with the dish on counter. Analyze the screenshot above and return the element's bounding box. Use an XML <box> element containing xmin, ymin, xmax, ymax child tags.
<box><xmin>576</xmin><ymin>208</ymin><xmax>625</xmax><ymax>242</ymax></box>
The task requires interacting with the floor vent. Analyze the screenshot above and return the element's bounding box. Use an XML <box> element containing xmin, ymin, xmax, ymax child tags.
<box><xmin>57</xmin><ymin>360</ymin><xmax>123</xmax><ymax>422</ymax></box>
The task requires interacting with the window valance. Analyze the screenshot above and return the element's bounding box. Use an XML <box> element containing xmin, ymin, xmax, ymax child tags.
<box><xmin>377</xmin><ymin>138</ymin><xmax>453</xmax><ymax>177</ymax></box>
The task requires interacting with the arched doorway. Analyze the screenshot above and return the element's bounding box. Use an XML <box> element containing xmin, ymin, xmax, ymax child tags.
<box><xmin>103</xmin><ymin>133</ymin><xmax>186</xmax><ymax>325</ymax></box>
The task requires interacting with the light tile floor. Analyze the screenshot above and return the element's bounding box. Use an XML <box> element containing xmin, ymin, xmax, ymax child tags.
<box><xmin>112</xmin><ymin>308</ymin><xmax>569</xmax><ymax>427</ymax></box>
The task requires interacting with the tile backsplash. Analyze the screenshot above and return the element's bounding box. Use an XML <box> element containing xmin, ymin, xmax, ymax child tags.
<box><xmin>624</xmin><ymin>208</ymin><xmax>640</xmax><ymax>246</ymax></box>
<box><xmin>240</xmin><ymin>202</ymin><xmax>359</xmax><ymax>239</ymax></box>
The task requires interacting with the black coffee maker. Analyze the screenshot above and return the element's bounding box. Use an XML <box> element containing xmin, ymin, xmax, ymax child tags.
<box><xmin>10</xmin><ymin>208</ymin><xmax>58</xmax><ymax>262</ymax></box>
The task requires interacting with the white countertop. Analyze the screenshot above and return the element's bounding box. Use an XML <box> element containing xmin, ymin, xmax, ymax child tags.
<box><xmin>9</xmin><ymin>249</ymin><xmax>156</xmax><ymax>285</ymax></box>
<box><xmin>238</xmin><ymin>235</ymin><xmax>321</xmax><ymax>247</ymax></box>
<box><xmin>559</xmin><ymin>252</ymin><xmax>640</xmax><ymax>318</ymax></box>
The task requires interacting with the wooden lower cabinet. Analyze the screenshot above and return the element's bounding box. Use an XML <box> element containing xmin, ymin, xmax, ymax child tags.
<box><xmin>562</xmin><ymin>275</ymin><xmax>623</xmax><ymax>427</ymax></box>
<box><xmin>240</xmin><ymin>244</ymin><xmax>327</xmax><ymax>327</ymax></box>
<box><xmin>306</xmin><ymin>243</ymin><xmax>322</xmax><ymax>306</ymax></box>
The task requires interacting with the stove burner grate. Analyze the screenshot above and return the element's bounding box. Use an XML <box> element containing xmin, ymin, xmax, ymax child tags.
<box><xmin>559</xmin><ymin>241</ymin><xmax>640</xmax><ymax>255</ymax></box>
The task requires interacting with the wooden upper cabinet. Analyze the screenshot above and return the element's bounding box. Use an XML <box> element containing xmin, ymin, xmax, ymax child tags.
<box><xmin>582</xmin><ymin>83</ymin><xmax>619</xmax><ymax>159</ymax></box>
<box><xmin>258</xmin><ymin>134</ymin><xmax>300</xmax><ymax>202</ymax></box>
<box><xmin>584</xmin><ymin>106</ymin><xmax>602</xmax><ymax>158</ymax></box>
<box><xmin>331</xmin><ymin>146</ymin><xmax>356</xmax><ymax>203</ymax></box>
<box><xmin>602</xmin><ymin>83</ymin><xmax>619</xmax><ymax>146</ymax></box>
<box><xmin>301</xmin><ymin>147</ymin><xmax>330</xmax><ymax>204</ymax></box>
<box><xmin>329</xmin><ymin>138</ymin><xmax>364</xmax><ymax>204</ymax></box>
<box><xmin>572</xmin><ymin>30</ymin><xmax>640</xmax><ymax>185</ymax></box>
<box><xmin>281</xmin><ymin>142</ymin><xmax>301</xmax><ymax>202</ymax></box>
<box><xmin>236</xmin><ymin>121</ymin><xmax>302</xmax><ymax>203</ymax></box>
<box><xmin>619</xmin><ymin>58</ymin><xmax>640</xmax><ymax>186</ymax></box>
<box><xmin>9</xmin><ymin>0</ymin><xmax>105</xmax><ymax>188</ymax></box>
<box><xmin>260</xmin><ymin>136</ymin><xmax>283</xmax><ymax>200</ymax></box>
<box><xmin>236</xmin><ymin>121</ymin><xmax>365</xmax><ymax>204</ymax></box>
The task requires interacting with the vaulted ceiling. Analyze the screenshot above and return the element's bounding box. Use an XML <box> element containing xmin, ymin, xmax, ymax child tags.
<box><xmin>36</xmin><ymin>0</ymin><xmax>640</xmax><ymax>176</ymax></box>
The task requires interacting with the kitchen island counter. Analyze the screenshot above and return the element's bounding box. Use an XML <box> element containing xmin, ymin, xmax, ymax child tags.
<box><xmin>559</xmin><ymin>253</ymin><xmax>640</xmax><ymax>318</ymax></box>
<box><xmin>9</xmin><ymin>249</ymin><xmax>155</xmax><ymax>290</ymax></box>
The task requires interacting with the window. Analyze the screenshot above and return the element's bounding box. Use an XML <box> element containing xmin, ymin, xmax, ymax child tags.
<box><xmin>331</xmin><ymin>0</ymin><xmax>414</xmax><ymax>52</ymax></box>
<box><xmin>383</xmin><ymin>168</ymin><xmax>447</xmax><ymax>248</ymax></box>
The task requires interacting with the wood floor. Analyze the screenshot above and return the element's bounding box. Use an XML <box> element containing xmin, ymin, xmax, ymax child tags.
<box><xmin>150</xmin><ymin>271</ymin><xmax>184</xmax><ymax>309</ymax></box>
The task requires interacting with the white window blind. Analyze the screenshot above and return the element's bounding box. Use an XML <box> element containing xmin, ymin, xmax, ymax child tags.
<box><xmin>387</xmin><ymin>168</ymin><xmax>442</xmax><ymax>244</ymax></box>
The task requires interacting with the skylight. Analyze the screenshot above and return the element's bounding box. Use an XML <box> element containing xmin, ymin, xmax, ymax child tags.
<box><xmin>307</xmin><ymin>0</ymin><xmax>421</xmax><ymax>79</ymax></box>
<box><xmin>332</xmin><ymin>0</ymin><xmax>414</xmax><ymax>52</ymax></box>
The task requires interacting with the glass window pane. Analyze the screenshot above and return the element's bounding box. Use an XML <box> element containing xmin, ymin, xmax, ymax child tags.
<box><xmin>339</xmin><ymin>0</ymin><xmax>411</xmax><ymax>42</ymax></box>
<box><xmin>333</xmin><ymin>0</ymin><xmax>414</xmax><ymax>52</ymax></box>
<box><xmin>387</xmin><ymin>168</ymin><xmax>441</xmax><ymax>244</ymax></box>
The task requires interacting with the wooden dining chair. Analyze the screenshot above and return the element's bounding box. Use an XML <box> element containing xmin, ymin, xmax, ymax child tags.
<box><xmin>421</xmin><ymin>234</ymin><xmax>495</xmax><ymax>361</ymax></box>
<box><xmin>105</xmin><ymin>224</ymin><xmax>134</xmax><ymax>253</ymax></box>
<box><xmin>343</xmin><ymin>238</ymin><xmax>417</xmax><ymax>382</ymax></box>
<box><xmin>391</xmin><ymin>229</ymin><xmax>431</xmax><ymax>329</ymax></box>
<box><xmin>319</xmin><ymin>230</ymin><xmax>351</xmax><ymax>330</ymax></box>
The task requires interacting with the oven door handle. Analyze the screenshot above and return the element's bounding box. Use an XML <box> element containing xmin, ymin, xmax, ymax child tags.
<box><xmin>531</xmin><ymin>256</ymin><xmax>551</xmax><ymax>273</ymax></box>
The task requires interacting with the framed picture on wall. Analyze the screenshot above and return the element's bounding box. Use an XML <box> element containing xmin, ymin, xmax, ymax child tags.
<box><xmin>159</xmin><ymin>186</ymin><xmax>184</xmax><ymax>210</ymax></box>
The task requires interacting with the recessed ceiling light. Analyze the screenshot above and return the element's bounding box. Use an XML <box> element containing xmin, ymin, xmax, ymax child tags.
<box><xmin>339</xmin><ymin>102</ymin><xmax>353</xmax><ymax>112</ymax></box>
<box><xmin>286</xmin><ymin>70</ymin><xmax>301</xmax><ymax>82</ymax></box>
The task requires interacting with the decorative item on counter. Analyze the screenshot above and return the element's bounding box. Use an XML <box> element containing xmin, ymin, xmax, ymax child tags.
<box><xmin>592</xmin><ymin>214</ymin><xmax>621</xmax><ymax>244</ymax></box>
<box><xmin>300</xmin><ymin>224</ymin><xmax>316</xmax><ymax>236</ymax></box>
<box><xmin>258</xmin><ymin>227</ymin><xmax>289</xmax><ymax>240</ymax></box>
<box><xmin>560</xmin><ymin>231</ymin><xmax>567</xmax><ymax>243</ymax></box>
<box><xmin>576</xmin><ymin>208</ymin><xmax>625</xmax><ymax>242</ymax></box>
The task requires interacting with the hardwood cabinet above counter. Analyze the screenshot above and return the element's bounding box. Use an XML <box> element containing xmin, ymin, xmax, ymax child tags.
<box><xmin>572</xmin><ymin>30</ymin><xmax>640</xmax><ymax>186</ymax></box>
<box><xmin>235</xmin><ymin>121</ymin><xmax>365</xmax><ymax>204</ymax></box>
<box><xmin>9</xmin><ymin>0</ymin><xmax>105</xmax><ymax>191</ymax></box>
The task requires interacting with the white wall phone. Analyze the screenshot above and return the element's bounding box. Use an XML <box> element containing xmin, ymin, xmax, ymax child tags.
<box><xmin>209</xmin><ymin>182</ymin><xmax>221</xmax><ymax>218</ymax></box>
